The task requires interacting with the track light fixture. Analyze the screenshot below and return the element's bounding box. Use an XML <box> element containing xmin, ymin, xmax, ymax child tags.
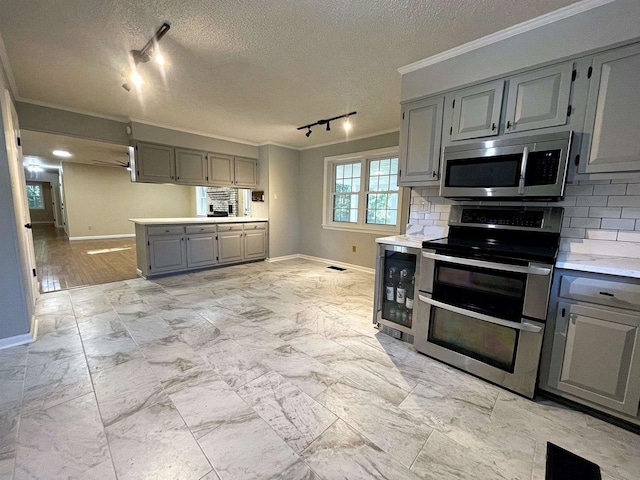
<box><xmin>122</xmin><ymin>22</ymin><xmax>171</xmax><ymax>92</ymax></box>
<box><xmin>297</xmin><ymin>111</ymin><xmax>357</xmax><ymax>138</ymax></box>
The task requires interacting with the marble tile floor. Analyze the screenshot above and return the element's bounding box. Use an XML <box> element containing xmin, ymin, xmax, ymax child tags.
<box><xmin>1</xmin><ymin>258</ymin><xmax>639</xmax><ymax>480</ymax></box>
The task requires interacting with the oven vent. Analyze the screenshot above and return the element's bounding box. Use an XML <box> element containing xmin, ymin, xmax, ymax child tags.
<box><xmin>327</xmin><ymin>265</ymin><xmax>346</xmax><ymax>271</ymax></box>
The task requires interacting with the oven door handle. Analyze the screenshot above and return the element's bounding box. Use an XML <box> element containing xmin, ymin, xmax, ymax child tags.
<box><xmin>418</xmin><ymin>294</ymin><xmax>543</xmax><ymax>333</ymax></box>
<box><xmin>421</xmin><ymin>251</ymin><xmax>551</xmax><ymax>276</ymax></box>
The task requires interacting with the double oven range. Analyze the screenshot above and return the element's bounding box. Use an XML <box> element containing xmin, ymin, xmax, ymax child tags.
<box><xmin>415</xmin><ymin>205</ymin><xmax>563</xmax><ymax>398</ymax></box>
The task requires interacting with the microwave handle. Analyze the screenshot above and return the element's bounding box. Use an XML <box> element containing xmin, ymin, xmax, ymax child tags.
<box><xmin>518</xmin><ymin>146</ymin><xmax>529</xmax><ymax>195</ymax></box>
<box><xmin>418</xmin><ymin>294</ymin><xmax>543</xmax><ymax>333</ymax></box>
<box><xmin>421</xmin><ymin>251</ymin><xmax>551</xmax><ymax>276</ymax></box>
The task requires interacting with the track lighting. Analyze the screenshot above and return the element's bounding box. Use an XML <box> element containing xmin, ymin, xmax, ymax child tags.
<box><xmin>122</xmin><ymin>22</ymin><xmax>171</xmax><ymax>92</ymax></box>
<box><xmin>297</xmin><ymin>111</ymin><xmax>356</xmax><ymax>138</ymax></box>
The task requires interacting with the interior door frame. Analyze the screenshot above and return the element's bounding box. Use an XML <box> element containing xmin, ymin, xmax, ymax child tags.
<box><xmin>3</xmin><ymin>88</ymin><xmax>39</xmax><ymax>330</ymax></box>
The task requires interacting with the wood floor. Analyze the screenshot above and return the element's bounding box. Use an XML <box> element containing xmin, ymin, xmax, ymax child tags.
<box><xmin>33</xmin><ymin>224</ymin><xmax>138</xmax><ymax>293</ymax></box>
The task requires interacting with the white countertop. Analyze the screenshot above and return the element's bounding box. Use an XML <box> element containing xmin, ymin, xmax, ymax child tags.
<box><xmin>129</xmin><ymin>217</ymin><xmax>268</xmax><ymax>225</ymax></box>
<box><xmin>556</xmin><ymin>252</ymin><xmax>640</xmax><ymax>279</ymax></box>
<box><xmin>376</xmin><ymin>233</ymin><xmax>447</xmax><ymax>249</ymax></box>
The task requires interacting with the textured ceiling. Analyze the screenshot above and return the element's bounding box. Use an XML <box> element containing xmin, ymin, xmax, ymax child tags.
<box><xmin>0</xmin><ymin>0</ymin><xmax>580</xmax><ymax>148</ymax></box>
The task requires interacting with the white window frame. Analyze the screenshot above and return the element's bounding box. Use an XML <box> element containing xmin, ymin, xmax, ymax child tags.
<box><xmin>322</xmin><ymin>146</ymin><xmax>403</xmax><ymax>234</ymax></box>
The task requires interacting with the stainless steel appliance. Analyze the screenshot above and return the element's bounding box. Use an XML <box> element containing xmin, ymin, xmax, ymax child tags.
<box><xmin>415</xmin><ymin>205</ymin><xmax>563</xmax><ymax>398</ymax></box>
<box><xmin>440</xmin><ymin>131</ymin><xmax>573</xmax><ymax>200</ymax></box>
<box><xmin>373</xmin><ymin>242</ymin><xmax>421</xmax><ymax>343</ymax></box>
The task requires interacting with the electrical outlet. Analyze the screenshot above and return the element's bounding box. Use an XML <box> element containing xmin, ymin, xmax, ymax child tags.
<box><xmin>352</xmin><ymin>245</ymin><xmax>356</xmax><ymax>252</ymax></box>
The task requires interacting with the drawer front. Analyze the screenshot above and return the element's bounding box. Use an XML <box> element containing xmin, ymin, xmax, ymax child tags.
<box><xmin>243</xmin><ymin>222</ymin><xmax>267</xmax><ymax>231</ymax></box>
<box><xmin>559</xmin><ymin>275</ymin><xmax>640</xmax><ymax>311</ymax></box>
<box><xmin>186</xmin><ymin>225</ymin><xmax>217</xmax><ymax>234</ymax></box>
<box><xmin>147</xmin><ymin>225</ymin><xmax>185</xmax><ymax>236</ymax></box>
<box><xmin>217</xmin><ymin>224</ymin><xmax>244</xmax><ymax>232</ymax></box>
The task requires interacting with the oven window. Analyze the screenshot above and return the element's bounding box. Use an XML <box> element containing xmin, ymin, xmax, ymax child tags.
<box><xmin>429</xmin><ymin>307</ymin><xmax>518</xmax><ymax>372</ymax></box>
<box><xmin>445</xmin><ymin>154</ymin><xmax>521</xmax><ymax>188</ymax></box>
<box><xmin>434</xmin><ymin>263</ymin><xmax>526</xmax><ymax>320</ymax></box>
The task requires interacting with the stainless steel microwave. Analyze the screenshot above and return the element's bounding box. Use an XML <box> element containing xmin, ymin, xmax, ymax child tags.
<box><xmin>440</xmin><ymin>131</ymin><xmax>573</xmax><ymax>200</ymax></box>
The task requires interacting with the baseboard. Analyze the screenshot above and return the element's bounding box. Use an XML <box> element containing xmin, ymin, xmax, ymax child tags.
<box><xmin>69</xmin><ymin>234</ymin><xmax>136</xmax><ymax>241</ymax></box>
<box><xmin>0</xmin><ymin>316</ymin><xmax>37</xmax><ymax>350</ymax></box>
<box><xmin>265</xmin><ymin>254</ymin><xmax>302</xmax><ymax>263</ymax></box>
<box><xmin>297</xmin><ymin>254</ymin><xmax>375</xmax><ymax>274</ymax></box>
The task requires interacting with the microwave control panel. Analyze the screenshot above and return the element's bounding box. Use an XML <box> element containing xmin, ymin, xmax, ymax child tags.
<box><xmin>525</xmin><ymin>150</ymin><xmax>560</xmax><ymax>186</ymax></box>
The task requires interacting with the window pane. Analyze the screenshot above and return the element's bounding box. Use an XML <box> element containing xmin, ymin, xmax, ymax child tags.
<box><xmin>379</xmin><ymin>175</ymin><xmax>390</xmax><ymax>191</ymax></box>
<box><xmin>387</xmin><ymin>211</ymin><xmax>397</xmax><ymax>225</ymax></box>
<box><xmin>388</xmin><ymin>193</ymin><xmax>398</xmax><ymax>210</ymax></box>
<box><xmin>336</xmin><ymin>164</ymin><xmax>344</xmax><ymax>179</ymax></box>
<box><xmin>350</xmin><ymin>209</ymin><xmax>358</xmax><ymax>222</ymax></box>
<box><xmin>369</xmin><ymin>160</ymin><xmax>379</xmax><ymax>175</ymax></box>
<box><xmin>369</xmin><ymin>176</ymin><xmax>379</xmax><ymax>191</ymax></box>
<box><xmin>344</xmin><ymin>164</ymin><xmax>352</xmax><ymax>178</ymax></box>
<box><xmin>350</xmin><ymin>194</ymin><xmax>359</xmax><ymax>209</ymax></box>
<box><xmin>26</xmin><ymin>184</ymin><xmax>44</xmax><ymax>209</ymax></box>
<box><xmin>352</xmin><ymin>178</ymin><xmax>360</xmax><ymax>192</ymax></box>
<box><xmin>353</xmin><ymin>163</ymin><xmax>361</xmax><ymax>178</ymax></box>
<box><xmin>380</xmin><ymin>159</ymin><xmax>391</xmax><ymax>175</ymax></box>
<box><xmin>391</xmin><ymin>158</ymin><xmax>398</xmax><ymax>171</ymax></box>
<box><xmin>390</xmin><ymin>175</ymin><xmax>398</xmax><ymax>190</ymax></box>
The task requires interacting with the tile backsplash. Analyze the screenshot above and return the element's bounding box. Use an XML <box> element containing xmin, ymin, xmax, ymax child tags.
<box><xmin>206</xmin><ymin>187</ymin><xmax>238</xmax><ymax>216</ymax></box>
<box><xmin>408</xmin><ymin>178</ymin><xmax>640</xmax><ymax>258</ymax></box>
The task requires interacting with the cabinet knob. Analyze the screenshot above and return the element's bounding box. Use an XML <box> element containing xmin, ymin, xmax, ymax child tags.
<box><xmin>432</xmin><ymin>171</ymin><xmax>436</xmax><ymax>178</ymax></box>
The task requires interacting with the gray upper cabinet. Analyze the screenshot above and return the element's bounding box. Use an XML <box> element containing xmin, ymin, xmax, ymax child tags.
<box><xmin>449</xmin><ymin>79</ymin><xmax>504</xmax><ymax>141</ymax></box>
<box><xmin>234</xmin><ymin>156</ymin><xmax>258</xmax><ymax>187</ymax></box>
<box><xmin>208</xmin><ymin>154</ymin><xmax>234</xmax><ymax>186</ymax></box>
<box><xmin>504</xmin><ymin>62</ymin><xmax>574</xmax><ymax>134</ymax></box>
<box><xmin>580</xmin><ymin>43</ymin><xmax>640</xmax><ymax>174</ymax></box>
<box><xmin>134</xmin><ymin>143</ymin><xmax>175</xmax><ymax>183</ymax></box>
<box><xmin>399</xmin><ymin>96</ymin><xmax>444</xmax><ymax>186</ymax></box>
<box><xmin>175</xmin><ymin>148</ymin><xmax>208</xmax><ymax>185</ymax></box>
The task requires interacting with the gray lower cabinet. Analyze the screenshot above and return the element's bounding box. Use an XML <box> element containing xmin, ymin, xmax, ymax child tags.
<box><xmin>503</xmin><ymin>62</ymin><xmax>574</xmax><ymax>134</ymax></box>
<box><xmin>448</xmin><ymin>79</ymin><xmax>504</xmax><ymax>142</ymax></box>
<box><xmin>399</xmin><ymin>96</ymin><xmax>443</xmax><ymax>186</ymax></box>
<box><xmin>540</xmin><ymin>269</ymin><xmax>640</xmax><ymax>422</ymax></box>
<box><xmin>137</xmin><ymin>222</ymin><xmax>267</xmax><ymax>277</ymax></box>
<box><xmin>133</xmin><ymin>143</ymin><xmax>175</xmax><ymax>183</ymax></box>
<box><xmin>218</xmin><ymin>230</ymin><xmax>244</xmax><ymax>264</ymax></box>
<box><xmin>244</xmin><ymin>223</ymin><xmax>267</xmax><ymax>260</ymax></box>
<box><xmin>175</xmin><ymin>148</ymin><xmax>208</xmax><ymax>185</ymax></box>
<box><xmin>148</xmin><ymin>234</ymin><xmax>186</xmax><ymax>274</ymax></box>
<box><xmin>580</xmin><ymin>42</ymin><xmax>640</xmax><ymax>174</ymax></box>
<box><xmin>186</xmin><ymin>233</ymin><xmax>217</xmax><ymax>268</ymax></box>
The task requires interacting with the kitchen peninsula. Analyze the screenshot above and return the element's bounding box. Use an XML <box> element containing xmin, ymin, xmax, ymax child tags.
<box><xmin>130</xmin><ymin>217</ymin><xmax>268</xmax><ymax>278</ymax></box>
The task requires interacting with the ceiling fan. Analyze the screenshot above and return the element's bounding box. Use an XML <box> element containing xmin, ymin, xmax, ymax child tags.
<box><xmin>91</xmin><ymin>158</ymin><xmax>131</xmax><ymax>171</ymax></box>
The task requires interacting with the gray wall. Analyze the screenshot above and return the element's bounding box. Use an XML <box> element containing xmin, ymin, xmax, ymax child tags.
<box><xmin>0</xmin><ymin>69</ymin><xmax>31</xmax><ymax>340</ymax></box>
<box><xmin>266</xmin><ymin>145</ymin><xmax>300</xmax><ymax>258</ymax></box>
<box><xmin>298</xmin><ymin>132</ymin><xmax>401</xmax><ymax>269</ymax></box>
<box><xmin>401</xmin><ymin>0</ymin><xmax>640</xmax><ymax>102</ymax></box>
<box><xmin>15</xmin><ymin>102</ymin><xmax>129</xmax><ymax>144</ymax></box>
<box><xmin>130</xmin><ymin>122</ymin><xmax>259</xmax><ymax>158</ymax></box>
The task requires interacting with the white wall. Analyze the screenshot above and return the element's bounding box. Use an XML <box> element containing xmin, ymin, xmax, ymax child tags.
<box><xmin>401</xmin><ymin>0</ymin><xmax>640</xmax><ymax>102</ymax></box>
<box><xmin>62</xmin><ymin>162</ymin><xmax>195</xmax><ymax>238</ymax></box>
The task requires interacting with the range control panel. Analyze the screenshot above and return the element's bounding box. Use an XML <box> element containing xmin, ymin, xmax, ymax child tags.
<box><xmin>460</xmin><ymin>208</ymin><xmax>544</xmax><ymax>228</ymax></box>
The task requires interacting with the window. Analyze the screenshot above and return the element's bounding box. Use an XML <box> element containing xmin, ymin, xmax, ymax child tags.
<box><xmin>26</xmin><ymin>183</ymin><xmax>44</xmax><ymax>209</ymax></box>
<box><xmin>196</xmin><ymin>186</ymin><xmax>207</xmax><ymax>216</ymax></box>
<box><xmin>323</xmin><ymin>147</ymin><xmax>403</xmax><ymax>233</ymax></box>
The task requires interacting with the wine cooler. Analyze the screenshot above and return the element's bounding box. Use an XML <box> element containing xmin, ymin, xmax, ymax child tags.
<box><xmin>373</xmin><ymin>242</ymin><xmax>421</xmax><ymax>343</ymax></box>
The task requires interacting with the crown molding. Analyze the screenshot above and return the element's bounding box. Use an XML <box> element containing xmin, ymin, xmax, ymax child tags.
<box><xmin>398</xmin><ymin>0</ymin><xmax>617</xmax><ymax>75</ymax></box>
<box><xmin>17</xmin><ymin>98</ymin><xmax>129</xmax><ymax>122</ymax></box>
<box><xmin>258</xmin><ymin>141</ymin><xmax>301</xmax><ymax>150</ymax></box>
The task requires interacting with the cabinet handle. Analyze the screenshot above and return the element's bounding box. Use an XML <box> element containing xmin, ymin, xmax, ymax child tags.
<box><xmin>561</xmin><ymin>308</ymin><xmax>566</xmax><ymax>317</ymax></box>
<box><xmin>432</xmin><ymin>171</ymin><xmax>436</xmax><ymax>178</ymax></box>
<box><xmin>599</xmin><ymin>291</ymin><xmax>615</xmax><ymax>297</ymax></box>
<box><xmin>506</xmin><ymin>121</ymin><xmax>512</xmax><ymax>130</ymax></box>
<box><xmin>491</xmin><ymin>123</ymin><xmax>496</xmax><ymax>131</ymax></box>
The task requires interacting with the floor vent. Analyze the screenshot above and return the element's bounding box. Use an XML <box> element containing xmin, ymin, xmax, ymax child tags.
<box><xmin>327</xmin><ymin>265</ymin><xmax>346</xmax><ymax>271</ymax></box>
